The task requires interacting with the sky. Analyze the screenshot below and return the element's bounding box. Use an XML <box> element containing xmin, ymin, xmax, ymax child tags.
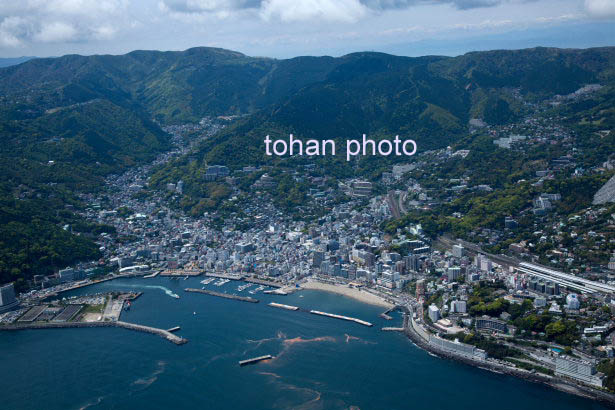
<box><xmin>0</xmin><ymin>0</ymin><xmax>613</xmax><ymax>59</ymax></box>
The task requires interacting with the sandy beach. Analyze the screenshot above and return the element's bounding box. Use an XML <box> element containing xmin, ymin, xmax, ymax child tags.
<box><xmin>300</xmin><ymin>280</ymin><xmax>394</xmax><ymax>309</ymax></box>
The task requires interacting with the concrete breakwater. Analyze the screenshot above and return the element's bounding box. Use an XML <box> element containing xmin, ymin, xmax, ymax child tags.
<box><xmin>0</xmin><ymin>321</ymin><xmax>187</xmax><ymax>345</ymax></box>
<box><xmin>309</xmin><ymin>310</ymin><xmax>373</xmax><ymax>327</ymax></box>
<box><xmin>239</xmin><ymin>355</ymin><xmax>273</xmax><ymax>366</ymax></box>
<box><xmin>268</xmin><ymin>302</ymin><xmax>299</xmax><ymax>311</ymax></box>
<box><xmin>185</xmin><ymin>288</ymin><xmax>259</xmax><ymax>303</ymax></box>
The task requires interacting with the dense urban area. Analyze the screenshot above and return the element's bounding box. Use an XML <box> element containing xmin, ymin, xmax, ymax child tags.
<box><xmin>1</xmin><ymin>47</ymin><xmax>615</xmax><ymax>404</ymax></box>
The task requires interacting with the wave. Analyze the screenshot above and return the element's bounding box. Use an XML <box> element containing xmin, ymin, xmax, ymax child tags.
<box><xmin>132</xmin><ymin>360</ymin><xmax>167</xmax><ymax>389</ymax></box>
<box><xmin>105</xmin><ymin>283</ymin><xmax>179</xmax><ymax>298</ymax></box>
<box><xmin>344</xmin><ymin>334</ymin><xmax>377</xmax><ymax>345</ymax></box>
<box><xmin>142</xmin><ymin>285</ymin><xmax>180</xmax><ymax>299</ymax></box>
<box><xmin>77</xmin><ymin>396</ymin><xmax>105</xmax><ymax>410</ymax></box>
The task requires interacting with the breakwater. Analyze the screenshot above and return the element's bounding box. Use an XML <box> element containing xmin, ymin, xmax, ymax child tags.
<box><xmin>239</xmin><ymin>355</ymin><xmax>273</xmax><ymax>366</ymax></box>
<box><xmin>0</xmin><ymin>321</ymin><xmax>187</xmax><ymax>345</ymax></box>
<box><xmin>309</xmin><ymin>310</ymin><xmax>373</xmax><ymax>327</ymax></box>
<box><xmin>268</xmin><ymin>302</ymin><xmax>299</xmax><ymax>311</ymax></box>
<box><xmin>185</xmin><ymin>288</ymin><xmax>259</xmax><ymax>303</ymax></box>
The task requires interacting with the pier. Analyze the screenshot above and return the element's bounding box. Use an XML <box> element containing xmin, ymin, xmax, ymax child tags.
<box><xmin>309</xmin><ymin>310</ymin><xmax>373</xmax><ymax>327</ymax></box>
<box><xmin>0</xmin><ymin>321</ymin><xmax>187</xmax><ymax>345</ymax></box>
<box><xmin>268</xmin><ymin>302</ymin><xmax>299</xmax><ymax>311</ymax></box>
<box><xmin>185</xmin><ymin>288</ymin><xmax>259</xmax><ymax>303</ymax></box>
<box><xmin>239</xmin><ymin>355</ymin><xmax>273</xmax><ymax>366</ymax></box>
<box><xmin>143</xmin><ymin>270</ymin><xmax>161</xmax><ymax>279</ymax></box>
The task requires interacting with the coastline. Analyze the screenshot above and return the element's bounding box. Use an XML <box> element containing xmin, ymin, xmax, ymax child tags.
<box><xmin>400</xmin><ymin>310</ymin><xmax>615</xmax><ymax>407</ymax></box>
<box><xmin>300</xmin><ymin>280</ymin><xmax>394</xmax><ymax>309</ymax></box>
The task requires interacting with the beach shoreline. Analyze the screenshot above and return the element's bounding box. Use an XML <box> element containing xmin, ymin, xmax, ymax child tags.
<box><xmin>300</xmin><ymin>280</ymin><xmax>394</xmax><ymax>309</ymax></box>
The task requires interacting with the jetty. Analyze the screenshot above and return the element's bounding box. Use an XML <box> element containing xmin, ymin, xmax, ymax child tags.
<box><xmin>239</xmin><ymin>355</ymin><xmax>273</xmax><ymax>366</ymax></box>
<box><xmin>309</xmin><ymin>310</ymin><xmax>373</xmax><ymax>327</ymax></box>
<box><xmin>268</xmin><ymin>302</ymin><xmax>299</xmax><ymax>311</ymax></box>
<box><xmin>0</xmin><ymin>321</ymin><xmax>187</xmax><ymax>345</ymax></box>
<box><xmin>185</xmin><ymin>288</ymin><xmax>259</xmax><ymax>303</ymax></box>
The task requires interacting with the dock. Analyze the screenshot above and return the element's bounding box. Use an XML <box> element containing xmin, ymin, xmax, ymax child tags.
<box><xmin>185</xmin><ymin>288</ymin><xmax>259</xmax><ymax>303</ymax></box>
<box><xmin>239</xmin><ymin>355</ymin><xmax>273</xmax><ymax>366</ymax></box>
<box><xmin>268</xmin><ymin>302</ymin><xmax>299</xmax><ymax>311</ymax></box>
<box><xmin>309</xmin><ymin>310</ymin><xmax>373</xmax><ymax>327</ymax></box>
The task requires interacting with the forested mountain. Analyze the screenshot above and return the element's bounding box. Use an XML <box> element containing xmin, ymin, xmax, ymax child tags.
<box><xmin>1</xmin><ymin>45</ymin><xmax>614</xmax><ymax>289</ymax></box>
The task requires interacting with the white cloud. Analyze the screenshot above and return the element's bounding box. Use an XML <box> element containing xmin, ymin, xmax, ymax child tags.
<box><xmin>260</xmin><ymin>0</ymin><xmax>368</xmax><ymax>22</ymax></box>
<box><xmin>33</xmin><ymin>21</ymin><xmax>78</xmax><ymax>43</ymax></box>
<box><xmin>0</xmin><ymin>16</ymin><xmax>26</xmax><ymax>47</ymax></box>
<box><xmin>584</xmin><ymin>0</ymin><xmax>615</xmax><ymax>19</ymax></box>
<box><xmin>158</xmin><ymin>0</ymin><xmax>523</xmax><ymax>23</ymax></box>
<box><xmin>0</xmin><ymin>0</ymin><xmax>129</xmax><ymax>47</ymax></box>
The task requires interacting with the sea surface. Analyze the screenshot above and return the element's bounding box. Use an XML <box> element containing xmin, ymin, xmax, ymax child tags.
<box><xmin>1</xmin><ymin>276</ymin><xmax>608</xmax><ymax>410</ymax></box>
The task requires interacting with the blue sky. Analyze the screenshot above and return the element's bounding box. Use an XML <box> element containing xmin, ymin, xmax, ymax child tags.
<box><xmin>0</xmin><ymin>0</ymin><xmax>613</xmax><ymax>58</ymax></box>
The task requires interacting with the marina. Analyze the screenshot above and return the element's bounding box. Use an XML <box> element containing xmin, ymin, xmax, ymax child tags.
<box><xmin>200</xmin><ymin>277</ymin><xmax>216</xmax><ymax>285</ymax></box>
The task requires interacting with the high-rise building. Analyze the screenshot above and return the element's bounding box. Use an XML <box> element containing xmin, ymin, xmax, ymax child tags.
<box><xmin>312</xmin><ymin>251</ymin><xmax>325</xmax><ymax>268</ymax></box>
<box><xmin>416</xmin><ymin>279</ymin><xmax>426</xmax><ymax>298</ymax></box>
<box><xmin>428</xmin><ymin>304</ymin><xmax>440</xmax><ymax>322</ymax></box>
<box><xmin>447</xmin><ymin>266</ymin><xmax>462</xmax><ymax>281</ymax></box>
<box><xmin>404</xmin><ymin>255</ymin><xmax>419</xmax><ymax>272</ymax></box>
<box><xmin>452</xmin><ymin>244</ymin><xmax>464</xmax><ymax>258</ymax></box>
<box><xmin>450</xmin><ymin>300</ymin><xmax>467</xmax><ymax>314</ymax></box>
<box><xmin>0</xmin><ymin>283</ymin><xmax>19</xmax><ymax>313</ymax></box>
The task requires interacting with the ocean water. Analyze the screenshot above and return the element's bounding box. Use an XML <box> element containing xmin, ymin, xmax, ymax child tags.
<box><xmin>0</xmin><ymin>277</ymin><xmax>608</xmax><ymax>410</ymax></box>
